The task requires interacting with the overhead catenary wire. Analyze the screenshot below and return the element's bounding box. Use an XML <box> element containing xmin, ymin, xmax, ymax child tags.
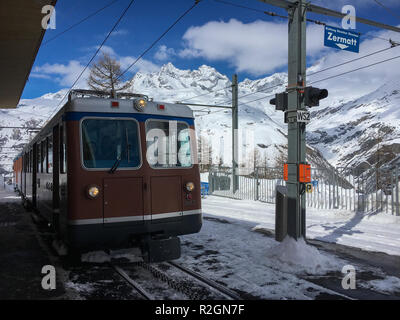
<box><xmin>44</xmin><ymin>0</ymin><xmax>136</xmax><ymax>125</ymax></box>
<box><xmin>178</xmin><ymin>85</ymin><xmax>232</xmax><ymax>103</ymax></box>
<box><xmin>309</xmin><ymin>53</ymin><xmax>400</xmax><ymax>85</ymax></box>
<box><xmin>372</xmin><ymin>0</ymin><xmax>400</xmax><ymax>21</ymax></box>
<box><xmin>117</xmin><ymin>0</ymin><xmax>202</xmax><ymax>80</ymax></box>
<box><xmin>215</xmin><ymin>43</ymin><xmax>399</xmax><ymax>105</ymax></box>
<box><xmin>240</xmin><ymin>53</ymin><xmax>400</xmax><ymax>105</ymax></box>
<box><xmin>42</xmin><ymin>0</ymin><xmax>121</xmax><ymax>45</ymax></box>
<box><xmin>213</xmin><ymin>0</ymin><xmax>400</xmax><ymax>44</ymax></box>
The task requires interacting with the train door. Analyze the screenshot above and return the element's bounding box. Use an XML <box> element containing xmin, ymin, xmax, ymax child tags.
<box><xmin>32</xmin><ymin>143</ymin><xmax>37</xmax><ymax>208</ymax></box>
<box><xmin>23</xmin><ymin>153</ymin><xmax>26</xmax><ymax>196</ymax></box>
<box><xmin>146</xmin><ymin>120</ymin><xmax>188</xmax><ymax>222</ymax></box>
<box><xmin>100</xmin><ymin>119</ymin><xmax>144</xmax><ymax>225</ymax></box>
<box><xmin>52</xmin><ymin>125</ymin><xmax>60</xmax><ymax>232</ymax></box>
<box><xmin>36</xmin><ymin>140</ymin><xmax>44</xmax><ymax>214</ymax></box>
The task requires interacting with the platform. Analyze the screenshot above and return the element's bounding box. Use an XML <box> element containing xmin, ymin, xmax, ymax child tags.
<box><xmin>0</xmin><ymin>188</ymin><xmax>65</xmax><ymax>299</ymax></box>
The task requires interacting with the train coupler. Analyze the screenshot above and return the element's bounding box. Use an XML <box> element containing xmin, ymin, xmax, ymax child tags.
<box><xmin>141</xmin><ymin>236</ymin><xmax>181</xmax><ymax>263</ymax></box>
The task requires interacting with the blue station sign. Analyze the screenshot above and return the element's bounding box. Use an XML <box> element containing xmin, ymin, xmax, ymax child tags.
<box><xmin>324</xmin><ymin>25</ymin><xmax>360</xmax><ymax>53</ymax></box>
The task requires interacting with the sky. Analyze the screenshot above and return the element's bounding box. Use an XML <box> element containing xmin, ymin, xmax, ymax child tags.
<box><xmin>23</xmin><ymin>0</ymin><xmax>400</xmax><ymax>100</ymax></box>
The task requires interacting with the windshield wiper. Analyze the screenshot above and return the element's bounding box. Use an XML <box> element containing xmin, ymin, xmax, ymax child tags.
<box><xmin>108</xmin><ymin>156</ymin><xmax>121</xmax><ymax>174</ymax></box>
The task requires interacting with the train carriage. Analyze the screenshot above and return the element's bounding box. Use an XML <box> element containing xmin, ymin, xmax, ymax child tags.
<box><xmin>13</xmin><ymin>90</ymin><xmax>202</xmax><ymax>261</ymax></box>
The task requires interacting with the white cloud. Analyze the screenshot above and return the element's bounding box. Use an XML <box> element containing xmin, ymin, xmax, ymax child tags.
<box><xmin>31</xmin><ymin>46</ymin><xmax>161</xmax><ymax>88</ymax></box>
<box><xmin>307</xmin><ymin>28</ymin><xmax>400</xmax><ymax>101</ymax></box>
<box><xmin>179</xmin><ymin>19</ymin><xmax>325</xmax><ymax>76</ymax></box>
<box><xmin>119</xmin><ymin>56</ymin><xmax>160</xmax><ymax>74</ymax></box>
<box><xmin>154</xmin><ymin>45</ymin><xmax>176</xmax><ymax>61</ymax></box>
<box><xmin>32</xmin><ymin>60</ymin><xmax>89</xmax><ymax>88</ymax></box>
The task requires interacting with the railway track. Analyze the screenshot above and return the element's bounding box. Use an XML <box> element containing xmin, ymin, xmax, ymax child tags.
<box><xmin>110</xmin><ymin>260</ymin><xmax>242</xmax><ymax>300</ymax></box>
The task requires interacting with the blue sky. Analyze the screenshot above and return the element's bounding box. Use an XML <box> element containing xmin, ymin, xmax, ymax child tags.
<box><xmin>23</xmin><ymin>0</ymin><xmax>400</xmax><ymax>99</ymax></box>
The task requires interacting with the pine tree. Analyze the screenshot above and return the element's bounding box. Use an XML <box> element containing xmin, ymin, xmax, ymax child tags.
<box><xmin>87</xmin><ymin>53</ymin><xmax>130</xmax><ymax>97</ymax></box>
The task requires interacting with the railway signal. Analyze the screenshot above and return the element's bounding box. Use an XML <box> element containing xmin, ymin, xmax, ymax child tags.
<box><xmin>303</xmin><ymin>87</ymin><xmax>328</xmax><ymax>107</ymax></box>
<box><xmin>258</xmin><ymin>0</ymin><xmax>400</xmax><ymax>241</ymax></box>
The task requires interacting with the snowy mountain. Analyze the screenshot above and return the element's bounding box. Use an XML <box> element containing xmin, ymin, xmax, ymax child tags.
<box><xmin>307</xmin><ymin>79</ymin><xmax>400</xmax><ymax>171</ymax></box>
<box><xmin>1</xmin><ymin>62</ymin><xmax>395</xmax><ymax>176</ymax></box>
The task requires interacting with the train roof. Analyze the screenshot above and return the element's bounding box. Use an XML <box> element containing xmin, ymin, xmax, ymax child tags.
<box><xmin>18</xmin><ymin>90</ymin><xmax>194</xmax><ymax>155</ymax></box>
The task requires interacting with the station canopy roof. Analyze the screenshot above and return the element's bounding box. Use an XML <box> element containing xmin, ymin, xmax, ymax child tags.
<box><xmin>0</xmin><ymin>0</ymin><xmax>57</xmax><ymax>108</ymax></box>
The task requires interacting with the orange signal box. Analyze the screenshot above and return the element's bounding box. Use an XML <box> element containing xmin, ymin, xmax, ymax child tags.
<box><xmin>299</xmin><ymin>164</ymin><xmax>311</xmax><ymax>183</ymax></box>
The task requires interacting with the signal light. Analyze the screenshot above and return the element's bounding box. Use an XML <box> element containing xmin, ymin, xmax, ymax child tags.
<box><xmin>111</xmin><ymin>101</ymin><xmax>119</xmax><ymax>108</ymax></box>
<box><xmin>304</xmin><ymin>86</ymin><xmax>328</xmax><ymax>107</ymax></box>
<box><xmin>270</xmin><ymin>92</ymin><xmax>288</xmax><ymax>111</ymax></box>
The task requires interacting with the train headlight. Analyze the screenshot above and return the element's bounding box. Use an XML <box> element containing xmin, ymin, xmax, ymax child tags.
<box><xmin>87</xmin><ymin>185</ymin><xmax>100</xmax><ymax>199</ymax></box>
<box><xmin>185</xmin><ymin>182</ymin><xmax>195</xmax><ymax>192</ymax></box>
<box><xmin>134</xmin><ymin>98</ymin><xmax>147</xmax><ymax>111</ymax></box>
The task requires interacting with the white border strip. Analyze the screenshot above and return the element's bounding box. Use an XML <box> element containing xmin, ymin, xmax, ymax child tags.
<box><xmin>68</xmin><ymin>209</ymin><xmax>202</xmax><ymax>225</ymax></box>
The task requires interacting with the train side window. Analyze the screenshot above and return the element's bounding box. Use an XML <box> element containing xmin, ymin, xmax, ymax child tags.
<box><xmin>47</xmin><ymin>136</ymin><xmax>53</xmax><ymax>174</ymax></box>
<box><xmin>146</xmin><ymin>120</ymin><xmax>192</xmax><ymax>168</ymax></box>
<box><xmin>60</xmin><ymin>125</ymin><xmax>66</xmax><ymax>173</ymax></box>
<box><xmin>41</xmin><ymin>140</ymin><xmax>46</xmax><ymax>173</ymax></box>
<box><xmin>37</xmin><ymin>144</ymin><xmax>41</xmax><ymax>173</ymax></box>
<box><xmin>30</xmin><ymin>150</ymin><xmax>33</xmax><ymax>173</ymax></box>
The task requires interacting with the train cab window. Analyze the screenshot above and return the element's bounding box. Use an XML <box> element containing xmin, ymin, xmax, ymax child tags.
<box><xmin>81</xmin><ymin>119</ymin><xmax>141</xmax><ymax>169</ymax></box>
<box><xmin>47</xmin><ymin>137</ymin><xmax>53</xmax><ymax>173</ymax></box>
<box><xmin>146</xmin><ymin>120</ymin><xmax>192</xmax><ymax>168</ymax></box>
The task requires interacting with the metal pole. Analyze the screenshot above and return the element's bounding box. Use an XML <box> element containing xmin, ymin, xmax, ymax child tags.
<box><xmin>232</xmin><ymin>74</ymin><xmax>239</xmax><ymax>193</ymax></box>
<box><xmin>285</xmin><ymin>0</ymin><xmax>307</xmax><ymax>240</ymax></box>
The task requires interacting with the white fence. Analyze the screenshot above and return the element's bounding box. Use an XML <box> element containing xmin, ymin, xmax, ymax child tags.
<box><xmin>207</xmin><ymin>166</ymin><xmax>400</xmax><ymax>215</ymax></box>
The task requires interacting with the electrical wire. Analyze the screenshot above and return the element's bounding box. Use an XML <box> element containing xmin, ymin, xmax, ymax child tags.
<box><xmin>44</xmin><ymin>0</ymin><xmax>136</xmax><ymax>125</ymax></box>
<box><xmin>237</xmin><ymin>53</ymin><xmax>400</xmax><ymax>106</ymax></box>
<box><xmin>373</xmin><ymin>0</ymin><xmax>400</xmax><ymax>21</ymax></box>
<box><xmin>216</xmin><ymin>44</ymin><xmax>399</xmax><ymax>105</ymax></box>
<box><xmin>118</xmin><ymin>0</ymin><xmax>202</xmax><ymax>79</ymax></box>
<box><xmin>178</xmin><ymin>85</ymin><xmax>232</xmax><ymax>103</ymax></box>
<box><xmin>42</xmin><ymin>0</ymin><xmax>121</xmax><ymax>45</ymax></box>
<box><xmin>309</xmin><ymin>53</ymin><xmax>400</xmax><ymax>85</ymax></box>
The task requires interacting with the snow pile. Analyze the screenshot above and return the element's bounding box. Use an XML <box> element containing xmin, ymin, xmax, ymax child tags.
<box><xmin>81</xmin><ymin>247</ymin><xmax>143</xmax><ymax>263</ymax></box>
<box><xmin>266</xmin><ymin>236</ymin><xmax>342</xmax><ymax>275</ymax></box>
<box><xmin>362</xmin><ymin>276</ymin><xmax>400</xmax><ymax>295</ymax></box>
<box><xmin>81</xmin><ymin>250</ymin><xmax>111</xmax><ymax>263</ymax></box>
<box><xmin>110</xmin><ymin>247</ymin><xmax>143</xmax><ymax>262</ymax></box>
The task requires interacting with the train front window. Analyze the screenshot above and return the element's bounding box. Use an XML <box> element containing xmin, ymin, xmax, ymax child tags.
<box><xmin>146</xmin><ymin>120</ymin><xmax>192</xmax><ymax>168</ymax></box>
<box><xmin>81</xmin><ymin>119</ymin><xmax>141</xmax><ymax>169</ymax></box>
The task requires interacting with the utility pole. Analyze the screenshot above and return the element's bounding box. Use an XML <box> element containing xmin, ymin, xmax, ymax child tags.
<box><xmin>286</xmin><ymin>0</ymin><xmax>306</xmax><ymax>239</ymax></box>
<box><xmin>232</xmin><ymin>74</ymin><xmax>239</xmax><ymax>193</ymax></box>
<box><xmin>258</xmin><ymin>0</ymin><xmax>400</xmax><ymax>240</ymax></box>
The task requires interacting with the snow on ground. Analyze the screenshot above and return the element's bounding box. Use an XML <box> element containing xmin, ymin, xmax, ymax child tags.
<box><xmin>177</xmin><ymin>197</ymin><xmax>400</xmax><ymax>298</ymax></box>
<box><xmin>265</xmin><ymin>237</ymin><xmax>342</xmax><ymax>275</ymax></box>
<box><xmin>178</xmin><ymin>214</ymin><xmax>349</xmax><ymax>299</ymax></box>
<box><xmin>360</xmin><ymin>276</ymin><xmax>400</xmax><ymax>294</ymax></box>
<box><xmin>201</xmin><ymin>195</ymin><xmax>400</xmax><ymax>257</ymax></box>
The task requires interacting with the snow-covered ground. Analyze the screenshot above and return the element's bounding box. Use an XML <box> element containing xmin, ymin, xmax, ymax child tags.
<box><xmin>200</xmin><ymin>195</ymin><xmax>400</xmax><ymax>257</ymax></box>
<box><xmin>173</xmin><ymin>196</ymin><xmax>400</xmax><ymax>299</ymax></box>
